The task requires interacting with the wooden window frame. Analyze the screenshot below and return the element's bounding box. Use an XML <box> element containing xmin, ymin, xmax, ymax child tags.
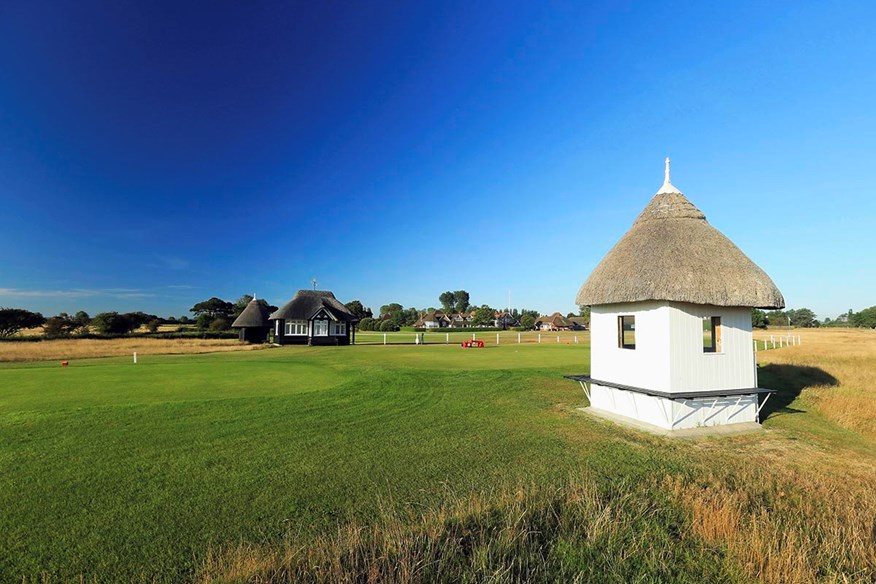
<box><xmin>618</xmin><ymin>315</ymin><xmax>636</xmax><ymax>350</ymax></box>
<box><xmin>703</xmin><ymin>316</ymin><xmax>722</xmax><ymax>353</ymax></box>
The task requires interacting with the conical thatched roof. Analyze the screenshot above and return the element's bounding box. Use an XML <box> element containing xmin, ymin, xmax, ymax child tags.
<box><xmin>231</xmin><ymin>298</ymin><xmax>271</xmax><ymax>328</ymax></box>
<box><xmin>269</xmin><ymin>290</ymin><xmax>359</xmax><ymax>322</ymax></box>
<box><xmin>576</xmin><ymin>160</ymin><xmax>784</xmax><ymax>309</ymax></box>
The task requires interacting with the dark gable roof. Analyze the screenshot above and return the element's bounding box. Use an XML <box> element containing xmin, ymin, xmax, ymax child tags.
<box><xmin>269</xmin><ymin>290</ymin><xmax>359</xmax><ymax>323</ymax></box>
<box><xmin>231</xmin><ymin>299</ymin><xmax>271</xmax><ymax>328</ymax></box>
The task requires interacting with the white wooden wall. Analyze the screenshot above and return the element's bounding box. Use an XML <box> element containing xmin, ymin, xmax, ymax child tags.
<box><xmin>591</xmin><ymin>302</ymin><xmax>755</xmax><ymax>394</ymax></box>
<box><xmin>590</xmin><ymin>301</ymin><xmax>672</xmax><ymax>391</ymax></box>
<box><xmin>666</xmin><ymin>303</ymin><xmax>754</xmax><ymax>391</ymax></box>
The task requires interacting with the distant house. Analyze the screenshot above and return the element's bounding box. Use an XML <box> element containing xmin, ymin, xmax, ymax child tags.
<box><xmin>568</xmin><ymin>316</ymin><xmax>588</xmax><ymax>331</ymax></box>
<box><xmin>535</xmin><ymin>312</ymin><xmax>572</xmax><ymax>331</ymax></box>
<box><xmin>269</xmin><ymin>290</ymin><xmax>359</xmax><ymax>346</ymax></box>
<box><xmin>413</xmin><ymin>310</ymin><xmax>452</xmax><ymax>329</ymax></box>
<box><xmin>494</xmin><ymin>312</ymin><xmax>520</xmax><ymax>329</ymax></box>
<box><xmin>231</xmin><ymin>296</ymin><xmax>272</xmax><ymax>343</ymax></box>
<box><xmin>449</xmin><ymin>312</ymin><xmax>471</xmax><ymax>328</ymax></box>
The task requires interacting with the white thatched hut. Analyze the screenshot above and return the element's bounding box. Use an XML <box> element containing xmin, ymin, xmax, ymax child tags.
<box><xmin>570</xmin><ymin>159</ymin><xmax>784</xmax><ymax>431</ymax></box>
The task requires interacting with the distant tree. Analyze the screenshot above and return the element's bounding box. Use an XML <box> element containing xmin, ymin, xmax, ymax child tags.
<box><xmin>520</xmin><ymin>309</ymin><xmax>539</xmax><ymax>320</ymax></box>
<box><xmin>190</xmin><ymin>297</ymin><xmax>234</xmax><ymax>320</ymax></box>
<box><xmin>576</xmin><ymin>306</ymin><xmax>591</xmax><ymax>328</ymax></box>
<box><xmin>439</xmin><ymin>291</ymin><xmax>455</xmax><ymax>314</ymax></box>
<box><xmin>403</xmin><ymin>307</ymin><xmax>419</xmax><ymax>326</ymax></box>
<box><xmin>0</xmin><ymin>308</ymin><xmax>45</xmax><ymax>337</ymax></box>
<box><xmin>472</xmin><ymin>305</ymin><xmax>495</xmax><ymax>327</ymax></box>
<box><xmin>344</xmin><ymin>300</ymin><xmax>373</xmax><ymax>320</ymax></box>
<box><xmin>788</xmin><ymin>308</ymin><xmax>818</xmax><ymax>328</ymax></box>
<box><xmin>146</xmin><ymin>319</ymin><xmax>161</xmax><ymax>333</ymax></box>
<box><xmin>125</xmin><ymin>312</ymin><xmax>154</xmax><ymax>331</ymax></box>
<box><xmin>379</xmin><ymin>303</ymin><xmax>403</xmax><ymax>318</ymax></box>
<box><xmin>43</xmin><ymin>315</ymin><xmax>77</xmax><ymax>337</ymax></box>
<box><xmin>72</xmin><ymin>310</ymin><xmax>90</xmax><ymax>332</ymax></box>
<box><xmin>453</xmin><ymin>290</ymin><xmax>470</xmax><ymax>314</ymax></box>
<box><xmin>751</xmin><ymin>309</ymin><xmax>768</xmax><ymax>329</ymax></box>
<box><xmin>209</xmin><ymin>318</ymin><xmax>230</xmax><ymax>332</ymax></box>
<box><xmin>358</xmin><ymin>317</ymin><xmax>375</xmax><ymax>331</ymax></box>
<box><xmin>766</xmin><ymin>310</ymin><xmax>788</xmax><ymax>328</ymax></box>
<box><xmin>195</xmin><ymin>313</ymin><xmax>213</xmax><ymax>330</ymax></box>
<box><xmin>91</xmin><ymin>312</ymin><xmax>138</xmax><ymax>335</ymax></box>
<box><xmin>851</xmin><ymin>306</ymin><xmax>876</xmax><ymax>328</ymax></box>
<box><xmin>520</xmin><ymin>314</ymin><xmax>536</xmax><ymax>330</ymax></box>
<box><xmin>178</xmin><ymin>316</ymin><xmax>191</xmax><ymax>325</ymax></box>
<box><xmin>378</xmin><ymin>319</ymin><xmax>397</xmax><ymax>332</ymax></box>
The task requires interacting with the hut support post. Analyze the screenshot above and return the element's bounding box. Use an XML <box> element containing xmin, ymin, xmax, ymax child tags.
<box><xmin>756</xmin><ymin>394</ymin><xmax>773</xmax><ymax>423</ymax></box>
<box><xmin>727</xmin><ymin>396</ymin><xmax>745</xmax><ymax>420</ymax></box>
<box><xmin>577</xmin><ymin>381</ymin><xmax>591</xmax><ymax>402</ymax></box>
<box><xmin>658</xmin><ymin>398</ymin><xmax>671</xmax><ymax>427</ymax></box>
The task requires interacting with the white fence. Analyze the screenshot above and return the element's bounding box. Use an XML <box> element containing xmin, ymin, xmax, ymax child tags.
<box><xmin>353</xmin><ymin>330</ymin><xmax>586</xmax><ymax>346</ymax></box>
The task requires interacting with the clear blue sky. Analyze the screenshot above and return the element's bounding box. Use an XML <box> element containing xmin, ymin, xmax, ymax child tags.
<box><xmin>1</xmin><ymin>1</ymin><xmax>874</xmax><ymax>320</ymax></box>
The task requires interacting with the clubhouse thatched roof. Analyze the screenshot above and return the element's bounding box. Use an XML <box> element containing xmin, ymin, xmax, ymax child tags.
<box><xmin>231</xmin><ymin>297</ymin><xmax>271</xmax><ymax>329</ymax></box>
<box><xmin>576</xmin><ymin>159</ymin><xmax>784</xmax><ymax>309</ymax></box>
<box><xmin>269</xmin><ymin>290</ymin><xmax>359</xmax><ymax>322</ymax></box>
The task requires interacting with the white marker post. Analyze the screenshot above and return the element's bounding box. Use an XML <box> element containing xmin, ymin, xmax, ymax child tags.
<box><xmin>517</xmin><ymin>333</ymin><xmax>521</xmax><ymax>344</ymax></box>
<box><xmin>538</xmin><ymin>333</ymin><xmax>541</xmax><ymax>344</ymax></box>
<box><xmin>133</xmin><ymin>352</ymin><xmax>138</xmax><ymax>364</ymax></box>
<box><xmin>496</xmin><ymin>333</ymin><xmax>500</xmax><ymax>345</ymax></box>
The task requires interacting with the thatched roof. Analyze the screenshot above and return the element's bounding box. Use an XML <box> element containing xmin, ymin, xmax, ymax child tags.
<box><xmin>231</xmin><ymin>298</ymin><xmax>271</xmax><ymax>328</ymax></box>
<box><xmin>269</xmin><ymin>290</ymin><xmax>359</xmax><ymax>322</ymax></box>
<box><xmin>576</xmin><ymin>160</ymin><xmax>784</xmax><ymax>309</ymax></box>
<box><xmin>537</xmin><ymin>312</ymin><xmax>571</xmax><ymax>327</ymax></box>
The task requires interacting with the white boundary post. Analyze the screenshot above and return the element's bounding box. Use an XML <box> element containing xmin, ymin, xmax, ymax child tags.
<box><xmin>472</xmin><ymin>333</ymin><xmax>476</xmax><ymax>341</ymax></box>
<box><xmin>556</xmin><ymin>335</ymin><xmax>560</xmax><ymax>343</ymax></box>
<box><xmin>517</xmin><ymin>333</ymin><xmax>521</xmax><ymax>344</ymax></box>
<box><xmin>133</xmin><ymin>352</ymin><xmax>137</xmax><ymax>364</ymax></box>
<box><xmin>753</xmin><ymin>340</ymin><xmax>757</xmax><ymax>352</ymax></box>
<box><xmin>383</xmin><ymin>333</ymin><xmax>387</xmax><ymax>345</ymax></box>
<box><xmin>446</xmin><ymin>333</ymin><xmax>449</xmax><ymax>344</ymax></box>
<box><xmin>538</xmin><ymin>333</ymin><xmax>541</xmax><ymax>344</ymax></box>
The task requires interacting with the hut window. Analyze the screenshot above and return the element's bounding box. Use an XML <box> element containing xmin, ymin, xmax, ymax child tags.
<box><xmin>332</xmin><ymin>322</ymin><xmax>346</xmax><ymax>335</ymax></box>
<box><xmin>703</xmin><ymin>317</ymin><xmax>721</xmax><ymax>353</ymax></box>
<box><xmin>314</xmin><ymin>320</ymin><xmax>329</xmax><ymax>336</ymax></box>
<box><xmin>285</xmin><ymin>320</ymin><xmax>308</xmax><ymax>335</ymax></box>
<box><xmin>618</xmin><ymin>315</ymin><xmax>636</xmax><ymax>349</ymax></box>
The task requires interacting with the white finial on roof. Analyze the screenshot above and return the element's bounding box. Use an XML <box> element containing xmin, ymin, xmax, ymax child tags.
<box><xmin>253</xmin><ymin>293</ymin><xmax>257</xmax><ymax>301</ymax></box>
<box><xmin>656</xmin><ymin>156</ymin><xmax>682</xmax><ymax>195</ymax></box>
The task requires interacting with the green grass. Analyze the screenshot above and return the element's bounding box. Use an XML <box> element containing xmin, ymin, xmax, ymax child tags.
<box><xmin>0</xmin><ymin>343</ymin><xmax>873</xmax><ymax>582</ymax></box>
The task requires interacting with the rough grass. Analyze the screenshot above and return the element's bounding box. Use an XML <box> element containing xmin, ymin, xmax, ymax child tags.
<box><xmin>756</xmin><ymin>328</ymin><xmax>876</xmax><ymax>439</ymax></box>
<box><xmin>0</xmin><ymin>337</ymin><xmax>264</xmax><ymax>362</ymax></box>
<box><xmin>3</xmin><ymin>332</ymin><xmax>876</xmax><ymax>583</ymax></box>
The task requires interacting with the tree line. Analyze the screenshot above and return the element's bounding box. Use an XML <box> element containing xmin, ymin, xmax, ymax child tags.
<box><xmin>354</xmin><ymin>290</ymin><xmax>543</xmax><ymax>332</ymax></box>
<box><xmin>4</xmin><ymin>297</ymin><xmax>872</xmax><ymax>338</ymax></box>
<box><xmin>750</xmin><ymin>306</ymin><xmax>876</xmax><ymax>329</ymax></box>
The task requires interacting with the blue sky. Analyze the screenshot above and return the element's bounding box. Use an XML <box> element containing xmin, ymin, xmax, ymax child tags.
<box><xmin>1</xmin><ymin>1</ymin><xmax>873</xmax><ymax>320</ymax></box>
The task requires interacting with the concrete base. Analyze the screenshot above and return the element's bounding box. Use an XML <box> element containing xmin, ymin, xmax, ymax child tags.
<box><xmin>589</xmin><ymin>384</ymin><xmax>759</xmax><ymax>430</ymax></box>
<box><xmin>578</xmin><ymin>407</ymin><xmax>765</xmax><ymax>438</ymax></box>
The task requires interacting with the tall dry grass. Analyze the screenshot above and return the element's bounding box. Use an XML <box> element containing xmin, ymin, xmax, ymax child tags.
<box><xmin>195</xmin><ymin>457</ymin><xmax>876</xmax><ymax>584</ymax></box>
<box><xmin>0</xmin><ymin>337</ymin><xmax>266</xmax><ymax>362</ymax></box>
<box><xmin>755</xmin><ymin>328</ymin><xmax>876</xmax><ymax>439</ymax></box>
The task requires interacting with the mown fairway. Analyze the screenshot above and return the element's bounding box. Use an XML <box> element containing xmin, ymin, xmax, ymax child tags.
<box><xmin>1</xmin><ymin>333</ymin><xmax>875</xmax><ymax>583</ymax></box>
